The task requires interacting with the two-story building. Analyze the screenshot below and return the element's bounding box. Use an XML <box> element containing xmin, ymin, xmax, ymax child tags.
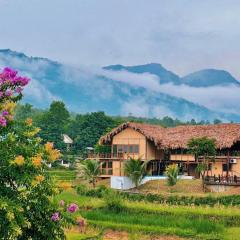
<box><xmin>88</xmin><ymin>122</ymin><xmax>240</xmax><ymax>185</ymax></box>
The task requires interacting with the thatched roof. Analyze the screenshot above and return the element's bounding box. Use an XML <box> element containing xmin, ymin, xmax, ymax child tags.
<box><xmin>100</xmin><ymin>122</ymin><xmax>240</xmax><ymax>149</ymax></box>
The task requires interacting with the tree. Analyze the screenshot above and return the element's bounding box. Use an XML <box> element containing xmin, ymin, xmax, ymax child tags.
<box><xmin>124</xmin><ymin>158</ymin><xmax>148</xmax><ymax>189</ymax></box>
<box><xmin>68</xmin><ymin>112</ymin><xmax>117</xmax><ymax>155</ymax></box>
<box><xmin>38</xmin><ymin>101</ymin><xmax>70</xmax><ymax>151</ymax></box>
<box><xmin>165</xmin><ymin>164</ymin><xmax>179</xmax><ymax>186</ymax></box>
<box><xmin>15</xmin><ymin>103</ymin><xmax>44</xmax><ymax>123</ymax></box>
<box><xmin>80</xmin><ymin>159</ymin><xmax>101</xmax><ymax>188</ymax></box>
<box><xmin>213</xmin><ymin>119</ymin><xmax>222</xmax><ymax>124</ymax></box>
<box><xmin>187</xmin><ymin>137</ymin><xmax>216</xmax><ymax>190</ymax></box>
<box><xmin>0</xmin><ymin>68</ymin><xmax>68</xmax><ymax>239</ymax></box>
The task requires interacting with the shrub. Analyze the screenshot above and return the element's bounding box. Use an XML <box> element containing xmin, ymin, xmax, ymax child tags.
<box><xmin>104</xmin><ymin>190</ymin><xmax>124</xmax><ymax>213</ymax></box>
<box><xmin>165</xmin><ymin>164</ymin><xmax>179</xmax><ymax>186</ymax></box>
<box><xmin>76</xmin><ymin>184</ymin><xmax>88</xmax><ymax>195</ymax></box>
<box><xmin>0</xmin><ymin>68</ymin><xmax>69</xmax><ymax>239</ymax></box>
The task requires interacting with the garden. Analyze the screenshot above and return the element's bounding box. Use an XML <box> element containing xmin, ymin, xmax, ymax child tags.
<box><xmin>1</xmin><ymin>67</ymin><xmax>240</xmax><ymax>240</ymax></box>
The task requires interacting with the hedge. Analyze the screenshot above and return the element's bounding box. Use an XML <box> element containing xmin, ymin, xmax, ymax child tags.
<box><xmin>75</xmin><ymin>185</ymin><xmax>240</xmax><ymax>206</ymax></box>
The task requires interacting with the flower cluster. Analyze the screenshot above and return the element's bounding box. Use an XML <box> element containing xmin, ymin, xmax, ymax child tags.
<box><xmin>45</xmin><ymin>142</ymin><xmax>62</xmax><ymax>162</ymax></box>
<box><xmin>67</xmin><ymin>203</ymin><xmax>78</xmax><ymax>213</ymax></box>
<box><xmin>0</xmin><ymin>67</ymin><xmax>30</xmax><ymax>88</ymax></box>
<box><xmin>14</xmin><ymin>155</ymin><xmax>25</xmax><ymax>166</ymax></box>
<box><xmin>0</xmin><ymin>67</ymin><xmax>30</xmax><ymax>127</ymax></box>
<box><xmin>31</xmin><ymin>154</ymin><xmax>42</xmax><ymax>167</ymax></box>
<box><xmin>51</xmin><ymin>212</ymin><xmax>60</xmax><ymax>222</ymax></box>
<box><xmin>51</xmin><ymin>201</ymin><xmax>79</xmax><ymax>223</ymax></box>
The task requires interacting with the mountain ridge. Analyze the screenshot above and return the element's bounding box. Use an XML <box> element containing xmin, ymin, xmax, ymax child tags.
<box><xmin>0</xmin><ymin>49</ymin><xmax>239</xmax><ymax>122</ymax></box>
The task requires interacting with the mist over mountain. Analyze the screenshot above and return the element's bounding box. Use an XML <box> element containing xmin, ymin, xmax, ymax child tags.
<box><xmin>182</xmin><ymin>69</ymin><xmax>240</xmax><ymax>87</ymax></box>
<box><xmin>104</xmin><ymin>63</ymin><xmax>181</xmax><ymax>85</ymax></box>
<box><xmin>0</xmin><ymin>49</ymin><xmax>240</xmax><ymax>122</ymax></box>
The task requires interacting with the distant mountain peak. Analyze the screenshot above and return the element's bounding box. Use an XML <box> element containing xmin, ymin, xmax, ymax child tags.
<box><xmin>181</xmin><ymin>69</ymin><xmax>240</xmax><ymax>87</ymax></box>
<box><xmin>1</xmin><ymin>49</ymin><xmax>240</xmax><ymax>122</ymax></box>
<box><xmin>104</xmin><ymin>63</ymin><xmax>181</xmax><ymax>85</ymax></box>
<box><xmin>0</xmin><ymin>49</ymin><xmax>59</xmax><ymax>65</ymax></box>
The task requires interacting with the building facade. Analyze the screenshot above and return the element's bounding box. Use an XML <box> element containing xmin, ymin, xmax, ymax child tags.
<box><xmin>88</xmin><ymin>122</ymin><xmax>240</xmax><ymax>185</ymax></box>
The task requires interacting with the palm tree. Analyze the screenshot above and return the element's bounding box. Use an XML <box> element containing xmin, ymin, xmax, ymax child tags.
<box><xmin>80</xmin><ymin>159</ymin><xmax>101</xmax><ymax>188</ymax></box>
<box><xmin>124</xmin><ymin>157</ymin><xmax>148</xmax><ymax>189</ymax></box>
<box><xmin>166</xmin><ymin>164</ymin><xmax>179</xmax><ymax>186</ymax></box>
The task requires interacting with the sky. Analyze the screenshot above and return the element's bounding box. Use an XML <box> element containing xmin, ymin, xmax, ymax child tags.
<box><xmin>1</xmin><ymin>0</ymin><xmax>240</xmax><ymax>78</ymax></box>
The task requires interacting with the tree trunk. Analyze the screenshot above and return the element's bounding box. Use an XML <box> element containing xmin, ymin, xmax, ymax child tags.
<box><xmin>92</xmin><ymin>178</ymin><xmax>96</xmax><ymax>188</ymax></box>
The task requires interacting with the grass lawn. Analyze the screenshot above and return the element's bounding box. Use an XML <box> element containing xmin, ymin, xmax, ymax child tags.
<box><xmin>139</xmin><ymin>179</ymin><xmax>240</xmax><ymax>196</ymax></box>
<box><xmin>57</xmin><ymin>189</ymin><xmax>240</xmax><ymax>240</ymax></box>
<box><xmin>47</xmin><ymin>169</ymin><xmax>77</xmax><ymax>182</ymax></box>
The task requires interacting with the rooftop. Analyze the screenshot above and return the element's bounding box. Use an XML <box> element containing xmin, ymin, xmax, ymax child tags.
<box><xmin>100</xmin><ymin>122</ymin><xmax>240</xmax><ymax>149</ymax></box>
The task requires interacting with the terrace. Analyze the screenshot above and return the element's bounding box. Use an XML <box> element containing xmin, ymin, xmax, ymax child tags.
<box><xmin>204</xmin><ymin>175</ymin><xmax>240</xmax><ymax>186</ymax></box>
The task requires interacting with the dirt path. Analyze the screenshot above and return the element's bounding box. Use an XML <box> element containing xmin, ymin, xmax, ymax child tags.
<box><xmin>103</xmin><ymin>230</ymin><xmax>186</xmax><ymax>240</ymax></box>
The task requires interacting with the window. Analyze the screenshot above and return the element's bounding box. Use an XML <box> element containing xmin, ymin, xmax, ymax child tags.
<box><xmin>101</xmin><ymin>160</ymin><xmax>113</xmax><ymax>175</ymax></box>
<box><xmin>113</xmin><ymin>145</ymin><xmax>117</xmax><ymax>154</ymax></box>
<box><xmin>129</xmin><ymin>145</ymin><xmax>133</xmax><ymax>153</ymax></box>
<box><xmin>112</xmin><ymin>144</ymin><xmax>139</xmax><ymax>155</ymax></box>
<box><xmin>123</xmin><ymin>145</ymin><xmax>128</xmax><ymax>153</ymax></box>
<box><xmin>134</xmin><ymin>145</ymin><xmax>139</xmax><ymax>153</ymax></box>
<box><xmin>118</xmin><ymin>145</ymin><xmax>123</xmax><ymax>153</ymax></box>
<box><xmin>222</xmin><ymin>164</ymin><xmax>229</xmax><ymax>172</ymax></box>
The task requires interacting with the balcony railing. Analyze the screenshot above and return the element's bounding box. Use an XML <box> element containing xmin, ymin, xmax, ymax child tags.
<box><xmin>204</xmin><ymin>175</ymin><xmax>240</xmax><ymax>186</ymax></box>
<box><xmin>170</xmin><ymin>154</ymin><xmax>195</xmax><ymax>161</ymax></box>
<box><xmin>87</xmin><ymin>153</ymin><xmax>124</xmax><ymax>159</ymax></box>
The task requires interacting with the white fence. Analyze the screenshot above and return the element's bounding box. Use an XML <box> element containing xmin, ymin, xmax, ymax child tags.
<box><xmin>111</xmin><ymin>175</ymin><xmax>194</xmax><ymax>190</ymax></box>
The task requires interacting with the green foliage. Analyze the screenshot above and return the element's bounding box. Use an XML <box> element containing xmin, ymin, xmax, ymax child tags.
<box><xmin>75</xmin><ymin>185</ymin><xmax>240</xmax><ymax>207</ymax></box>
<box><xmin>15</xmin><ymin>102</ymin><xmax>224</xmax><ymax>161</ymax></box>
<box><xmin>0</xmin><ymin>117</ymin><xmax>68</xmax><ymax>239</ymax></box>
<box><xmin>15</xmin><ymin>103</ymin><xmax>44</xmax><ymax>123</ymax></box>
<box><xmin>80</xmin><ymin>159</ymin><xmax>101</xmax><ymax>188</ymax></box>
<box><xmin>103</xmin><ymin>190</ymin><xmax>124</xmax><ymax>213</ymax></box>
<box><xmin>68</xmin><ymin>112</ymin><xmax>117</xmax><ymax>155</ymax></box>
<box><xmin>187</xmin><ymin>137</ymin><xmax>216</xmax><ymax>159</ymax></box>
<box><xmin>124</xmin><ymin>158</ymin><xmax>148</xmax><ymax>189</ymax></box>
<box><xmin>76</xmin><ymin>184</ymin><xmax>88</xmax><ymax>195</ymax></box>
<box><xmin>165</xmin><ymin>164</ymin><xmax>179</xmax><ymax>186</ymax></box>
<box><xmin>37</xmin><ymin>101</ymin><xmax>70</xmax><ymax>151</ymax></box>
<box><xmin>188</xmin><ymin>137</ymin><xmax>216</xmax><ymax>188</ymax></box>
<box><xmin>82</xmin><ymin>208</ymin><xmax>224</xmax><ymax>239</ymax></box>
<box><xmin>94</xmin><ymin>143</ymin><xmax>111</xmax><ymax>153</ymax></box>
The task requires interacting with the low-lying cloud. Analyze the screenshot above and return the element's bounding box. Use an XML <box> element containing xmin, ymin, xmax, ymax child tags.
<box><xmin>99</xmin><ymin>69</ymin><xmax>240</xmax><ymax>115</ymax></box>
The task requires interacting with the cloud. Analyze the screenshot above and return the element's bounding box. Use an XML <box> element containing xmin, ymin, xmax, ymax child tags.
<box><xmin>24</xmin><ymin>78</ymin><xmax>59</xmax><ymax>104</ymax></box>
<box><xmin>155</xmin><ymin>83</ymin><xmax>240</xmax><ymax>114</ymax></box>
<box><xmin>98</xmin><ymin>68</ymin><xmax>240</xmax><ymax>115</ymax></box>
<box><xmin>0</xmin><ymin>56</ymin><xmax>59</xmax><ymax>105</ymax></box>
<box><xmin>1</xmin><ymin>0</ymin><xmax>240</xmax><ymax>78</ymax></box>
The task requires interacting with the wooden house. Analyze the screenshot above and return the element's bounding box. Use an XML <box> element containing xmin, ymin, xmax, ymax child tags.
<box><xmin>88</xmin><ymin>122</ymin><xmax>240</xmax><ymax>185</ymax></box>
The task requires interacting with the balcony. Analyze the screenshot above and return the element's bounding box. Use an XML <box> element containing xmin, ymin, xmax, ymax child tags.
<box><xmin>204</xmin><ymin>175</ymin><xmax>240</xmax><ymax>186</ymax></box>
<box><xmin>170</xmin><ymin>154</ymin><xmax>195</xmax><ymax>161</ymax></box>
<box><xmin>87</xmin><ymin>153</ymin><xmax>124</xmax><ymax>159</ymax></box>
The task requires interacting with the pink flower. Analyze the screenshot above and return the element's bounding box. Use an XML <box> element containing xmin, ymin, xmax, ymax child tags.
<box><xmin>67</xmin><ymin>203</ymin><xmax>79</xmax><ymax>213</ymax></box>
<box><xmin>15</xmin><ymin>87</ymin><xmax>23</xmax><ymax>94</ymax></box>
<box><xmin>3</xmin><ymin>67</ymin><xmax>18</xmax><ymax>78</ymax></box>
<box><xmin>59</xmin><ymin>200</ymin><xmax>65</xmax><ymax>207</ymax></box>
<box><xmin>15</xmin><ymin>76</ymin><xmax>30</xmax><ymax>86</ymax></box>
<box><xmin>5</xmin><ymin>90</ymin><xmax>12</xmax><ymax>97</ymax></box>
<box><xmin>51</xmin><ymin>212</ymin><xmax>60</xmax><ymax>222</ymax></box>
<box><xmin>0</xmin><ymin>116</ymin><xmax>7</xmax><ymax>127</ymax></box>
<box><xmin>2</xmin><ymin>110</ymin><xmax>8</xmax><ymax>116</ymax></box>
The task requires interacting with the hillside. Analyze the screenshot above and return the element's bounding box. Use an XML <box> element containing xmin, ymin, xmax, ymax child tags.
<box><xmin>0</xmin><ymin>49</ymin><xmax>240</xmax><ymax>122</ymax></box>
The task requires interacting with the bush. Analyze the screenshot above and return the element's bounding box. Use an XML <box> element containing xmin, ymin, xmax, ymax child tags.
<box><xmin>0</xmin><ymin>68</ymin><xmax>68</xmax><ymax>239</ymax></box>
<box><xmin>75</xmin><ymin>182</ymin><xmax>240</xmax><ymax>207</ymax></box>
<box><xmin>76</xmin><ymin>184</ymin><xmax>88</xmax><ymax>195</ymax></box>
<box><xmin>165</xmin><ymin>164</ymin><xmax>179</xmax><ymax>186</ymax></box>
<box><xmin>104</xmin><ymin>190</ymin><xmax>124</xmax><ymax>213</ymax></box>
